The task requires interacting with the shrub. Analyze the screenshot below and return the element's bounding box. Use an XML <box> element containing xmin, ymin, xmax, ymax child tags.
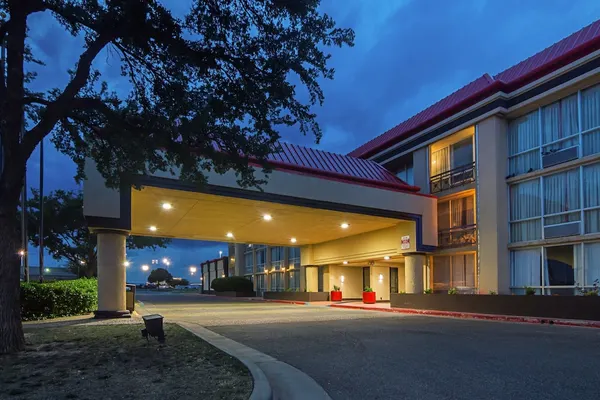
<box><xmin>210</xmin><ymin>276</ymin><xmax>253</xmax><ymax>292</ymax></box>
<box><xmin>448</xmin><ymin>287</ymin><xmax>458</xmax><ymax>295</ymax></box>
<box><xmin>21</xmin><ymin>279</ymin><xmax>98</xmax><ymax>321</ymax></box>
<box><xmin>489</xmin><ymin>290</ymin><xmax>498</xmax><ymax>295</ymax></box>
<box><xmin>423</xmin><ymin>288</ymin><xmax>433</xmax><ymax>294</ymax></box>
<box><xmin>525</xmin><ymin>286</ymin><xmax>536</xmax><ymax>296</ymax></box>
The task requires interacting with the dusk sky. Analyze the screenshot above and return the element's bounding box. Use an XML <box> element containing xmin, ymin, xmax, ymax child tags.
<box><xmin>24</xmin><ymin>0</ymin><xmax>600</xmax><ymax>282</ymax></box>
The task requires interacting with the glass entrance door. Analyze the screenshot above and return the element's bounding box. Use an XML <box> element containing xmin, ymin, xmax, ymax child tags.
<box><xmin>390</xmin><ymin>268</ymin><xmax>399</xmax><ymax>293</ymax></box>
<box><xmin>362</xmin><ymin>267</ymin><xmax>371</xmax><ymax>290</ymax></box>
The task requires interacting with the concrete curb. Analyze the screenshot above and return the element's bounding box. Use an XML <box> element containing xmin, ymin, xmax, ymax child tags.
<box><xmin>179</xmin><ymin>322</ymin><xmax>272</xmax><ymax>400</ymax></box>
<box><xmin>178</xmin><ymin>322</ymin><xmax>331</xmax><ymax>400</ymax></box>
<box><xmin>329</xmin><ymin>304</ymin><xmax>600</xmax><ymax>328</ymax></box>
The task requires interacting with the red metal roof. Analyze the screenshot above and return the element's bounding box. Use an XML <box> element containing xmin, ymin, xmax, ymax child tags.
<box><xmin>254</xmin><ymin>142</ymin><xmax>421</xmax><ymax>193</ymax></box>
<box><xmin>349</xmin><ymin>19</ymin><xmax>600</xmax><ymax>159</ymax></box>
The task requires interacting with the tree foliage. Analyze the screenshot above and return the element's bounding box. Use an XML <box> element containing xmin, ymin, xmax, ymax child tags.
<box><xmin>0</xmin><ymin>0</ymin><xmax>353</xmax><ymax>354</ymax></box>
<box><xmin>24</xmin><ymin>189</ymin><xmax>170</xmax><ymax>277</ymax></box>
<box><xmin>148</xmin><ymin>268</ymin><xmax>172</xmax><ymax>283</ymax></box>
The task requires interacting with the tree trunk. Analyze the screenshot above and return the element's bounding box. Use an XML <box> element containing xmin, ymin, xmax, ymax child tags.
<box><xmin>0</xmin><ymin>204</ymin><xmax>25</xmax><ymax>354</ymax></box>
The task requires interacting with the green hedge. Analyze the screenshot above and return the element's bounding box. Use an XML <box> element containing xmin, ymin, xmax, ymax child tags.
<box><xmin>21</xmin><ymin>279</ymin><xmax>98</xmax><ymax>321</ymax></box>
<box><xmin>211</xmin><ymin>276</ymin><xmax>253</xmax><ymax>292</ymax></box>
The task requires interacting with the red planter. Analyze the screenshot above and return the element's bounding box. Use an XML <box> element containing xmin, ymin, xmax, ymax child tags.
<box><xmin>330</xmin><ymin>291</ymin><xmax>343</xmax><ymax>302</ymax></box>
<box><xmin>362</xmin><ymin>291</ymin><xmax>376</xmax><ymax>304</ymax></box>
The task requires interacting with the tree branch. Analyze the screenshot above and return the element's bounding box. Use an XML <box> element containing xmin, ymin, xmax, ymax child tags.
<box><xmin>22</xmin><ymin>33</ymin><xmax>113</xmax><ymax>158</ymax></box>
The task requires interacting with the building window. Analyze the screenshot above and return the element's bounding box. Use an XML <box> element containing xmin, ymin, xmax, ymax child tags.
<box><xmin>288</xmin><ymin>270</ymin><xmax>300</xmax><ymax>290</ymax></box>
<box><xmin>395</xmin><ymin>160</ymin><xmax>414</xmax><ymax>185</ymax></box>
<box><xmin>509</xmin><ymin>179</ymin><xmax>542</xmax><ymax>242</ymax></box>
<box><xmin>543</xmin><ymin>168</ymin><xmax>580</xmax><ymax>226</ymax></box>
<box><xmin>508</xmin><ymin>110</ymin><xmax>540</xmax><ymax>176</ymax></box>
<box><xmin>270</xmin><ymin>272</ymin><xmax>284</xmax><ymax>291</ymax></box>
<box><xmin>256</xmin><ymin>246</ymin><xmax>266</xmax><ymax>272</ymax></box>
<box><xmin>510</xmin><ymin>242</ymin><xmax>600</xmax><ymax>294</ymax></box>
<box><xmin>510</xmin><ymin>161</ymin><xmax>600</xmax><ymax>242</ymax></box>
<box><xmin>581</xmin><ymin>84</ymin><xmax>600</xmax><ymax>156</ymax></box>
<box><xmin>432</xmin><ymin>254</ymin><xmax>476</xmax><ymax>292</ymax></box>
<box><xmin>583</xmin><ymin>162</ymin><xmax>600</xmax><ymax>233</ymax></box>
<box><xmin>289</xmin><ymin>247</ymin><xmax>300</xmax><ymax>268</ymax></box>
<box><xmin>437</xmin><ymin>194</ymin><xmax>476</xmax><ymax>248</ymax></box>
<box><xmin>255</xmin><ymin>273</ymin><xmax>266</xmax><ymax>294</ymax></box>
<box><xmin>430</xmin><ymin>136</ymin><xmax>475</xmax><ymax>193</ymax></box>
<box><xmin>244</xmin><ymin>249</ymin><xmax>253</xmax><ymax>274</ymax></box>
<box><xmin>508</xmin><ymin>83</ymin><xmax>600</xmax><ymax>178</ymax></box>
<box><xmin>270</xmin><ymin>246</ymin><xmax>283</xmax><ymax>270</ymax></box>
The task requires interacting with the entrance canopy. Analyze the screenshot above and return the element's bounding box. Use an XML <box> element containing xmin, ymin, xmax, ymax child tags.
<box><xmin>83</xmin><ymin>143</ymin><xmax>437</xmax><ymax>257</ymax></box>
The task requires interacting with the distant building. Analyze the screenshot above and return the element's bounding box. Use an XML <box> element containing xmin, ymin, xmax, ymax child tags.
<box><xmin>22</xmin><ymin>267</ymin><xmax>78</xmax><ymax>281</ymax></box>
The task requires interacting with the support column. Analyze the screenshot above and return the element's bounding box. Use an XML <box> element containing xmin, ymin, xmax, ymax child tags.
<box><xmin>234</xmin><ymin>244</ymin><xmax>245</xmax><ymax>277</ymax></box>
<box><xmin>283</xmin><ymin>247</ymin><xmax>290</xmax><ymax>290</ymax></box>
<box><xmin>405</xmin><ymin>253</ymin><xmax>426</xmax><ymax>294</ymax></box>
<box><xmin>95</xmin><ymin>230</ymin><xmax>130</xmax><ymax>318</ymax></box>
<box><xmin>299</xmin><ymin>266</ymin><xmax>306</xmax><ymax>292</ymax></box>
<box><xmin>477</xmin><ymin>116</ymin><xmax>510</xmax><ymax>294</ymax></box>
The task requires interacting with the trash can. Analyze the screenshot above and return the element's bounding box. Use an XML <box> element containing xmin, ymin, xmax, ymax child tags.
<box><xmin>126</xmin><ymin>284</ymin><xmax>136</xmax><ymax>313</ymax></box>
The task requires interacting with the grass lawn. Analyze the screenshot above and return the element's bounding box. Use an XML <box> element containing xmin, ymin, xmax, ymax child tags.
<box><xmin>0</xmin><ymin>323</ymin><xmax>252</xmax><ymax>400</ymax></box>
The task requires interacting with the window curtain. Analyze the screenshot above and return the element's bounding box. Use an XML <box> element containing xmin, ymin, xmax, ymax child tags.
<box><xmin>438</xmin><ymin>201</ymin><xmax>450</xmax><ymax>231</ymax></box>
<box><xmin>451</xmin><ymin>199</ymin><xmax>463</xmax><ymax>228</ymax></box>
<box><xmin>584</xmin><ymin>242</ymin><xmax>600</xmax><ymax>285</ymax></box>
<box><xmin>509</xmin><ymin>179</ymin><xmax>542</xmax><ymax>242</ymax></box>
<box><xmin>451</xmin><ymin>138</ymin><xmax>473</xmax><ymax>168</ymax></box>
<box><xmin>582</xmin><ymin>84</ymin><xmax>600</xmax><ymax>156</ymax></box>
<box><xmin>508</xmin><ymin>111</ymin><xmax>540</xmax><ymax>175</ymax></box>
<box><xmin>542</xmin><ymin>95</ymin><xmax>578</xmax><ymax>151</ymax></box>
<box><xmin>510</xmin><ymin>249</ymin><xmax>541</xmax><ymax>287</ymax></box>
<box><xmin>432</xmin><ymin>256</ymin><xmax>451</xmax><ymax>290</ymax></box>
<box><xmin>544</xmin><ymin>168</ymin><xmax>580</xmax><ymax>215</ymax></box>
<box><xmin>431</xmin><ymin>147</ymin><xmax>450</xmax><ymax>176</ymax></box>
<box><xmin>583</xmin><ymin>162</ymin><xmax>600</xmax><ymax>234</ymax></box>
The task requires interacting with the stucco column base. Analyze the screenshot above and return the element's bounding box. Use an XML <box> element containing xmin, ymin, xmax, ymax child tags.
<box><xmin>405</xmin><ymin>253</ymin><xmax>426</xmax><ymax>294</ymax></box>
<box><xmin>95</xmin><ymin>230</ymin><xmax>130</xmax><ymax>319</ymax></box>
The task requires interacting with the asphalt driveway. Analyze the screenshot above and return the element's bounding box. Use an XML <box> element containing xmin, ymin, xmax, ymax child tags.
<box><xmin>138</xmin><ymin>291</ymin><xmax>600</xmax><ymax>400</ymax></box>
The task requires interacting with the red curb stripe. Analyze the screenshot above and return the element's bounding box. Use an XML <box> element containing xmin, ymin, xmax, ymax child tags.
<box><xmin>329</xmin><ymin>304</ymin><xmax>600</xmax><ymax>329</ymax></box>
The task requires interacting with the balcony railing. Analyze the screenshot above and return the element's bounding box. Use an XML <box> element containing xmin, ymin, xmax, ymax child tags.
<box><xmin>430</xmin><ymin>162</ymin><xmax>476</xmax><ymax>193</ymax></box>
<box><xmin>438</xmin><ymin>224</ymin><xmax>477</xmax><ymax>249</ymax></box>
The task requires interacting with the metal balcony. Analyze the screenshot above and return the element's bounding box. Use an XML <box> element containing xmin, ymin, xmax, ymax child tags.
<box><xmin>438</xmin><ymin>224</ymin><xmax>477</xmax><ymax>249</ymax></box>
<box><xmin>430</xmin><ymin>162</ymin><xmax>476</xmax><ymax>194</ymax></box>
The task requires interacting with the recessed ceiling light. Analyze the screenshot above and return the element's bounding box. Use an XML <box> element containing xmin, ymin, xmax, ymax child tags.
<box><xmin>263</xmin><ymin>214</ymin><xmax>272</xmax><ymax>221</ymax></box>
<box><xmin>340</xmin><ymin>222</ymin><xmax>349</xmax><ymax>229</ymax></box>
<box><xmin>226</xmin><ymin>232</ymin><xmax>234</xmax><ymax>238</ymax></box>
<box><xmin>149</xmin><ymin>226</ymin><xmax>157</xmax><ymax>232</ymax></box>
<box><xmin>343</xmin><ymin>261</ymin><xmax>348</xmax><ymax>265</ymax></box>
<box><xmin>384</xmin><ymin>256</ymin><xmax>390</xmax><ymax>260</ymax></box>
<box><xmin>162</xmin><ymin>202</ymin><xmax>172</xmax><ymax>210</ymax></box>
<box><xmin>290</xmin><ymin>237</ymin><xmax>297</xmax><ymax>243</ymax></box>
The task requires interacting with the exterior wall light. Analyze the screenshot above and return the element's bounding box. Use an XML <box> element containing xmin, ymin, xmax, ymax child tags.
<box><xmin>379</xmin><ymin>274</ymin><xmax>384</xmax><ymax>282</ymax></box>
<box><xmin>341</xmin><ymin>275</ymin><xmax>345</xmax><ymax>283</ymax></box>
